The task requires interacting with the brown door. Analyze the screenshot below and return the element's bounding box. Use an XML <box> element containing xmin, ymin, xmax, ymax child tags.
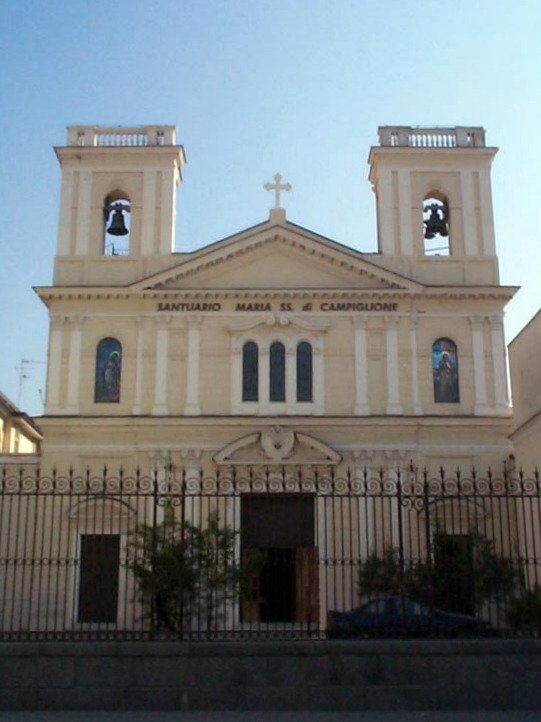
<box><xmin>241</xmin><ymin>494</ymin><xmax>317</xmax><ymax>623</ymax></box>
<box><xmin>434</xmin><ymin>533</ymin><xmax>474</xmax><ymax>615</ymax></box>
<box><xmin>78</xmin><ymin>534</ymin><xmax>120</xmax><ymax>623</ymax></box>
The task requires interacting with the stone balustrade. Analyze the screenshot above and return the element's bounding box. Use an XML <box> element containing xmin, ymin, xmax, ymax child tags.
<box><xmin>378</xmin><ymin>126</ymin><xmax>486</xmax><ymax>148</ymax></box>
<box><xmin>66</xmin><ymin>125</ymin><xmax>177</xmax><ymax>147</ymax></box>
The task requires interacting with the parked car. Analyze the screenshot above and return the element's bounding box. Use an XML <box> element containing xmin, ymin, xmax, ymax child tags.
<box><xmin>326</xmin><ymin>595</ymin><xmax>496</xmax><ymax>638</ymax></box>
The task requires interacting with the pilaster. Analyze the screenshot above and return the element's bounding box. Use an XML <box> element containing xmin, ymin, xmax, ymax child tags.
<box><xmin>231</xmin><ymin>338</ymin><xmax>242</xmax><ymax>414</ymax></box>
<box><xmin>479</xmin><ymin>169</ymin><xmax>496</xmax><ymax>256</ymax></box>
<box><xmin>259</xmin><ymin>345</ymin><xmax>270</xmax><ymax>415</ymax></box>
<box><xmin>397</xmin><ymin>169</ymin><xmax>413</xmax><ymax>255</ymax></box>
<box><xmin>74</xmin><ymin>171</ymin><xmax>92</xmax><ymax>255</ymax></box>
<box><xmin>285</xmin><ymin>341</ymin><xmax>296</xmax><ymax>413</ymax></box>
<box><xmin>57</xmin><ymin>172</ymin><xmax>74</xmax><ymax>255</ymax></box>
<box><xmin>184</xmin><ymin>316</ymin><xmax>202</xmax><ymax>415</ymax></box>
<box><xmin>460</xmin><ymin>170</ymin><xmax>477</xmax><ymax>255</ymax></box>
<box><xmin>353</xmin><ymin>319</ymin><xmax>370</xmax><ymax>416</ymax></box>
<box><xmin>132</xmin><ymin>317</ymin><xmax>146</xmax><ymax>414</ymax></box>
<box><xmin>489</xmin><ymin>315</ymin><xmax>511</xmax><ymax>414</ymax></box>
<box><xmin>152</xmin><ymin>316</ymin><xmax>171</xmax><ymax>415</ymax></box>
<box><xmin>45</xmin><ymin>315</ymin><xmax>66</xmax><ymax>414</ymax></box>
<box><xmin>66</xmin><ymin>316</ymin><xmax>84</xmax><ymax>413</ymax></box>
<box><xmin>313</xmin><ymin>338</ymin><xmax>325</xmax><ymax>415</ymax></box>
<box><xmin>385</xmin><ymin>318</ymin><xmax>402</xmax><ymax>415</ymax></box>
<box><xmin>141</xmin><ymin>170</ymin><xmax>157</xmax><ymax>254</ymax></box>
<box><xmin>409</xmin><ymin>314</ymin><xmax>422</xmax><ymax>415</ymax></box>
<box><xmin>470</xmin><ymin>316</ymin><xmax>489</xmax><ymax>415</ymax></box>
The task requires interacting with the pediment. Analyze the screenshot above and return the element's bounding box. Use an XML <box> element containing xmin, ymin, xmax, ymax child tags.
<box><xmin>214</xmin><ymin>427</ymin><xmax>342</xmax><ymax>466</ymax></box>
<box><xmin>132</xmin><ymin>222</ymin><xmax>420</xmax><ymax>293</ymax></box>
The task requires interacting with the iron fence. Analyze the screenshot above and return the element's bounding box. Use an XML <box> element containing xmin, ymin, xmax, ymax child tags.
<box><xmin>1</xmin><ymin>465</ymin><xmax>540</xmax><ymax>640</ymax></box>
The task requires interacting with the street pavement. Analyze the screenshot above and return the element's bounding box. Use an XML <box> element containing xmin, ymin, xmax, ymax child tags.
<box><xmin>0</xmin><ymin>712</ymin><xmax>540</xmax><ymax>721</ymax></box>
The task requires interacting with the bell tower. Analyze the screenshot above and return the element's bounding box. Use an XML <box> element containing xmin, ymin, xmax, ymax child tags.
<box><xmin>53</xmin><ymin>125</ymin><xmax>186</xmax><ymax>286</ymax></box>
<box><xmin>368</xmin><ymin>126</ymin><xmax>499</xmax><ymax>285</ymax></box>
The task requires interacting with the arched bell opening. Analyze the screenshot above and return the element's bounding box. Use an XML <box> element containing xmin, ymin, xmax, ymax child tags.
<box><xmin>103</xmin><ymin>191</ymin><xmax>131</xmax><ymax>256</ymax></box>
<box><xmin>422</xmin><ymin>192</ymin><xmax>450</xmax><ymax>256</ymax></box>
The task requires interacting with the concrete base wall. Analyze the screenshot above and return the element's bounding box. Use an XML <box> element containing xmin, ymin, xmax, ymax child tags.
<box><xmin>1</xmin><ymin>639</ymin><xmax>540</xmax><ymax>711</ymax></box>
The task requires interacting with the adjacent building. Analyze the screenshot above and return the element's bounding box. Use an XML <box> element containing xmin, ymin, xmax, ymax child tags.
<box><xmin>509</xmin><ymin>309</ymin><xmax>541</xmax><ymax>472</ymax></box>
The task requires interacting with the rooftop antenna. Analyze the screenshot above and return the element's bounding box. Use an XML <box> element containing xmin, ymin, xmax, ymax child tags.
<box><xmin>17</xmin><ymin>358</ymin><xmax>46</xmax><ymax>408</ymax></box>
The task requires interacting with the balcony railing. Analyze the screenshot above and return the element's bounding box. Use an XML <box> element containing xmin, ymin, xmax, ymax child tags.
<box><xmin>66</xmin><ymin>126</ymin><xmax>177</xmax><ymax>147</ymax></box>
<box><xmin>378</xmin><ymin>126</ymin><xmax>486</xmax><ymax>148</ymax></box>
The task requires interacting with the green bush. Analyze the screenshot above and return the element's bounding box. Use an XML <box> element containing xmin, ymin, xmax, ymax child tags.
<box><xmin>506</xmin><ymin>586</ymin><xmax>541</xmax><ymax>633</ymax></box>
<box><xmin>359</xmin><ymin>530</ymin><xmax>520</xmax><ymax>612</ymax></box>
<box><xmin>127</xmin><ymin>508</ymin><xmax>249</xmax><ymax>633</ymax></box>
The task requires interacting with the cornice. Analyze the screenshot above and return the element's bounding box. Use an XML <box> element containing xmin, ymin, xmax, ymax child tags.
<box><xmin>34</xmin><ymin>285</ymin><xmax>518</xmax><ymax>303</ymax></box>
<box><xmin>37</xmin><ymin>414</ymin><xmax>514</xmax><ymax>428</ymax></box>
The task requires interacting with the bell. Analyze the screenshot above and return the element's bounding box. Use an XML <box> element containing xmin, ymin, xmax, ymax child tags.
<box><xmin>106</xmin><ymin>206</ymin><xmax>129</xmax><ymax>236</ymax></box>
<box><xmin>423</xmin><ymin>203</ymin><xmax>448</xmax><ymax>240</ymax></box>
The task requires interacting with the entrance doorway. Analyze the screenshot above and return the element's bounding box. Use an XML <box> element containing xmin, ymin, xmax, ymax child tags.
<box><xmin>241</xmin><ymin>494</ymin><xmax>318</xmax><ymax>625</ymax></box>
<box><xmin>78</xmin><ymin>534</ymin><xmax>120</xmax><ymax>623</ymax></box>
<box><xmin>434</xmin><ymin>533</ymin><xmax>475</xmax><ymax>615</ymax></box>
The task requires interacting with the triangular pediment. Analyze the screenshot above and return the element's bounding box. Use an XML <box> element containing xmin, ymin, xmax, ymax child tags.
<box><xmin>131</xmin><ymin>221</ymin><xmax>421</xmax><ymax>293</ymax></box>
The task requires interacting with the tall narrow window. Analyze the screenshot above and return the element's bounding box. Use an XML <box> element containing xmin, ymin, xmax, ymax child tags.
<box><xmin>423</xmin><ymin>194</ymin><xmax>449</xmax><ymax>256</ymax></box>
<box><xmin>432</xmin><ymin>338</ymin><xmax>459</xmax><ymax>403</ymax></box>
<box><xmin>269</xmin><ymin>341</ymin><xmax>286</xmax><ymax>402</ymax></box>
<box><xmin>95</xmin><ymin>337</ymin><xmax>122</xmax><ymax>403</ymax></box>
<box><xmin>103</xmin><ymin>192</ymin><xmax>131</xmax><ymax>256</ymax></box>
<box><xmin>242</xmin><ymin>341</ymin><xmax>259</xmax><ymax>402</ymax></box>
<box><xmin>296</xmin><ymin>341</ymin><xmax>313</xmax><ymax>402</ymax></box>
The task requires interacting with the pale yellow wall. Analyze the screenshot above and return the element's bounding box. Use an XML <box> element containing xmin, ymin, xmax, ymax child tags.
<box><xmin>36</xmin><ymin>125</ymin><xmax>515</xmax><ymax>476</ymax></box>
<box><xmin>509</xmin><ymin>309</ymin><xmax>541</xmax><ymax>472</ymax></box>
<box><xmin>41</xmin><ymin>298</ymin><xmax>505</xmax><ymax>418</ymax></box>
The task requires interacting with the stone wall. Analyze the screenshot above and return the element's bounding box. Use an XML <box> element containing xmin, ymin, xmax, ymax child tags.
<box><xmin>1</xmin><ymin>639</ymin><xmax>540</xmax><ymax>711</ymax></box>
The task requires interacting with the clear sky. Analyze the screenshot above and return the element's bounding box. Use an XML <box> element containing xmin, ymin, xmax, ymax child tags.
<box><xmin>1</xmin><ymin>0</ymin><xmax>540</xmax><ymax>415</ymax></box>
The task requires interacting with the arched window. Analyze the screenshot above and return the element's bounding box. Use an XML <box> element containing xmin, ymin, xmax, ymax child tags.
<box><xmin>423</xmin><ymin>194</ymin><xmax>449</xmax><ymax>256</ymax></box>
<box><xmin>242</xmin><ymin>341</ymin><xmax>259</xmax><ymax>402</ymax></box>
<box><xmin>94</xmin><ymin>337</ymin><xmax>122</xmax><ymax>403</ymax></box>
<box><xmin>103</xmin><ymin>191</ymin><xmax>131</xmax><ymax>256</ymax></box>
<box><xmin>296</xmin><ymin>341</ymin><xmax>313</xmax><ymax>402</ymax></box>
<box><xmin>269</xmin><ymin>341</ymin><xmax>286</xmax><ymax>402</ymax></box>
<box><xmin>432</xmin><ymin>338</ymin><xmax>459</xmax><ymax>403</ymax></box>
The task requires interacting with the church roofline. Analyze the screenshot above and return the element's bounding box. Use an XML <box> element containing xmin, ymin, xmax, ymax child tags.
<box><xmin>128</xmin><ymin>220</ymin><xmax>423</xmax><ymax>292</ymax></box>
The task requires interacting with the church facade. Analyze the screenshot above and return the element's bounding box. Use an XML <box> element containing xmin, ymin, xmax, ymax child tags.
<box><xmin>37</xmin><ymin>124</ymin><xmax>515</xmax><ymax>476</ymax></box>
<box><xmin>2</xmin><ymin>124</ymin><xmax>528</xmax><ymax>639</ymax></box>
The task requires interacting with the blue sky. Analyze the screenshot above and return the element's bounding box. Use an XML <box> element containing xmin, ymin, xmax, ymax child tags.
<box><xmin>1</xmin><ymin>0</ymin><xmax>540</xmax><ymax>415</ymax></box>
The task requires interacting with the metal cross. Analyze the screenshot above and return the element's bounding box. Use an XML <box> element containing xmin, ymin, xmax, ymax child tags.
<box><xmin>264</xmin><ymin>173</ymin><xmax>292</xmax><ymax>209</ymax></box>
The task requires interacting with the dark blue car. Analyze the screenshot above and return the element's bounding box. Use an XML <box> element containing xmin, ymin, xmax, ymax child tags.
<box><xmin>327</xmin><ymin>595</ymin><xmax>495</xmax><ymax>638</ymax></box>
